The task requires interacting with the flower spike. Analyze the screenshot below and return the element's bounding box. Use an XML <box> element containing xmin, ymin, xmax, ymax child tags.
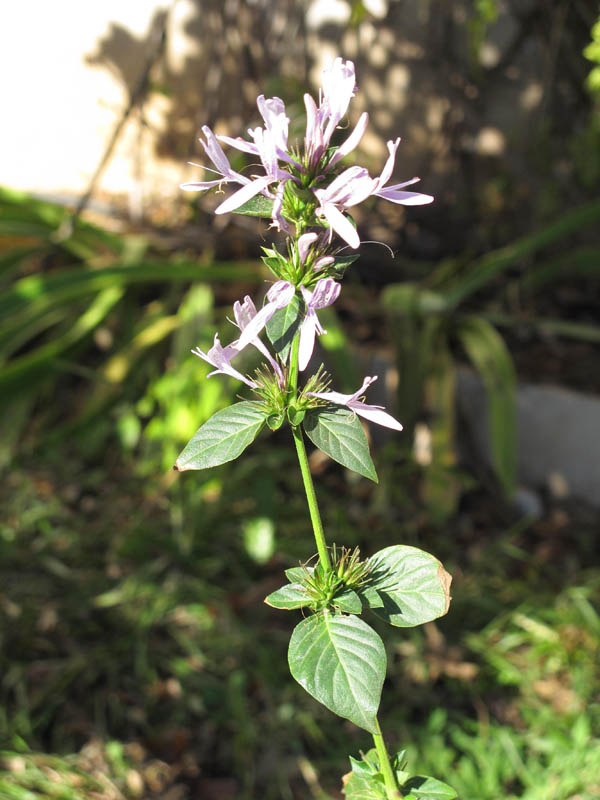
<box><xmin>182</xmin><ymin>58</ymin><xmax>433</xmax><ymax>252</ymax></box>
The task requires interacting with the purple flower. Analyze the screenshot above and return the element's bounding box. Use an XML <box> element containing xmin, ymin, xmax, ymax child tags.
<box><xmin>271</xmin><ymin>181</ymin><xmax>293</xmax><ymax>233</ymax></box>
<box><xmin>192</xmin><ymin>334</ymin><xmax>257</xmax><ymax>388</ymax></box>
<box><xmin>234</xmin><ymin>281</ymin><xmax>296</xmax><ymax>352</ymax></box>
<box><xmin>180</xmin><ymin>107</ymin><xmax>296</xmax><ymax>220</ymax></box>
<box><xmin>181</xmin><ymin>59</ymin><xmax>433</xmax><ymax>248</ymax></box>
<box><xmin>231</xmin><ymin>295</ymin><xmax>284</xmax><ymax>384</ymax></box>
<box><xmin>304</xmin><ymin>58</ymin><xmax>367</xmax><ymax>170</ymax></box>
<box><xmin>298</xmin><ymin>279</ymin><xmax>341</xmax><ymax>371</ymax></box>
<box><xmin>180</xmin><ymin>125</ymin><xmax>250</xmax><ymax>194</ymax></box>
<box><xmin>230</xmin><ymin>277</ymin><xmax>341</xmax><ymax>370</ymax></box>
<box><xmin>297</xmin><ymin>232</ymin><xmax>319</xmax><ymax>265</ymax></box>
<box><xmin>313</xmin><ymin>139</ymin><xmax>434</xmax><ymax>248</ymax></box>
<box><xmin>372</xmin><ymin>138</ymin><xmax>434</xmax><ymax>206</ymax></box>
<box><xmin>313</xmin><ymin>166</ymin><xmax>377</xmax><ymax>249</ymax></box>
<box><xmin>307</xmin><ymin>375</ymin><xmax>403</xmax><ymax>431</ymax></box>
<box><xmin>303</xmin><ymin>93</ymin><xmax>325</xmax><ymax>169</ymax></box>
<box><xmin>256</xmin><ymin>95</ymin><xmax>290</xmax><ymax>156</ymax></box>
<box><xmin>213</xmin><ymin>126</ymin><xmax>289</xmax><ymax>216</ymax></box>
<box><xmin>218</xmin><ymin>94</ymin><xmax>300</xmax><ymax>169</ymax></box>
<box><xmin>320</xmin><ymin>58</ymin><xmax>358</xmax><ymax>143</ymax></box>
<box><xmin>327</xmin><ymin>111</ymin><xmax>369</xmax><ymax>169</ymax></box>
<box><xmin>214</xmin><ymin>122</ymin><xmax>300</xmax><ymax>216</ymax></box>
<box><xmin>296</xmin><ymin>232</ymin><xmax>335</xmax><ymax>272</ymax></box>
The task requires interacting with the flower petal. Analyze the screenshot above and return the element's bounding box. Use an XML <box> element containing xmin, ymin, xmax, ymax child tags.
<box><xmin>216</xmin><ymin>134</ymin><xmax>259</xmax><ymax>155</ymax></box>
<box><xmin>267</xmin><ymin>280</ymin><xmax>296</xmax><ymax>305</ymax></box>
<box><xmin>350</xmin><ymin>403</ymin><xmax>403</xmax><ymax>431</ymax></box>
<box><xmin>306</xmin><ymin>388</ymin><xmax>354</xmax><ymax>405</ymax></box>
<box><xmin>308</xmin><ymin>278</ymin><xmax>341</xmax><ymax>310</ymax></box>
<box><xmin>304</xmin><ymin>93</ymin><xmax>324</xmax><ymax>166</ymax></box>
<box><xmin>271</xmin><ymin>182</ymin><xmax>293</xmax><ymax>233</ymax></box>
<box><xmin>347</xmin><ymin>375</ymin><xmax>378</xmax><ymax>403</ymax></box>
<box><xmin>329</xmin><ymin>112</ymin><xmax>369</xmax><ymax>167</ymax></box>
<box><xmin>215</xmin><ymin>176</ymin><xmax>275</xmax><ymax>215</ymax></box>
<box><xmin>317</xmin><ymin>165</ymin><xmax>369</xmax><ymax>204</ymax></box>
<box><xmin>298</xmin><ymin>313</ymin><xmax>318</xmax><ymax>371</ymax></box>
<box><xmin>322</xmin><ymin>58</ymin><xmax>357</xmax><ymax>144</ymax></box>
<box><xmin>234</xmin><ymin>302</ymin><xmax>278</xmax><ymax>350</ymax></box>
<box><xmin>256</xmin><ymin>94</ymin><xmax>289</xmax><ymax>152</ymax></box>
<box><xmin>383</xmin><ymin>177</ymin><xmax>422</xmax><ymax>190</ymax></box>
<box><xmin>308</xmin><ymin>376</ymin><xmax>377</xmax><ymax>406</ymax></box>
<box><xmin>200</xmin><ymin>125</ymin><xmax>235</xmax><ymax>176</ymax></box>
<box><xmin>321</xmin><ymin>203</ymin><xmax>360</xmax><ymax>249</ymax></box>
<box><xmin>376</xmin><ymin>138</ymin><xmax>401</xmax><ymax>188</ymax></box>
<box><xmin>230</xmin><ymin>295</ymin><xmax>284</xmax><ymax>378</ymax></box>
<box><xmin>374</xmin><ymin>189</ymin><xmax>434</xmax><ymax>205</ymax></box>
<box><xmin>232</xmin><ymin>296</ymin><xmax>258</xmax><ymax>330</ymax></box>
<box><xmin>180</xmin><ymin>179</ymin><xmax>224</xmax><ymax>191</ymax></box>
<box><xmin>235</xmin><ymin>281</ymin><xmax>294</xmax><ymax>350</ymax></box>
<box><xmin>314</xmin><ymin>256</ymin><xmax>335</xmax><ymax>270</ymax></box>
<box><xmin>298</xmin><ymin>232</ymin><xmax>319</xmax><ymax>265</ymax></box>
<box><xmin>308</xmin><ymin>374</ymin><xmax>403</xmax><ymax>430</ymax></box>
<box><xmin>192</xmin><ymin>335</ymin><xmax>257</xmax><ymax>388</ymax></box>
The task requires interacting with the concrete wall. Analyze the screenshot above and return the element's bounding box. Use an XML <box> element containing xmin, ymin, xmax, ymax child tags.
<box><xmin>4</xmin><ymin>0</ymin><xmax>590</xmax><ymax>240</ymax></box>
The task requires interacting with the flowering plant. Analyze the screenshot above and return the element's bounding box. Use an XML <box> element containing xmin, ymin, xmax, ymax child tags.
<box><xmin>176</xmin><ymin>58</ymin><xmax>455</xmax><ymax>799</ymax></box>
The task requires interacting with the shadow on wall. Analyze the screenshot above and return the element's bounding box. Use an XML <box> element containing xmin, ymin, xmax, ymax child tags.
<box><xmin>85</xmin><ymin>0</ymin><xmax>597</xmax><ymax>256</ymax></box>
<box><xmin>86</xmin><ymin>1</ymin><xmax>310</xmax><ymax>163</ymax></box>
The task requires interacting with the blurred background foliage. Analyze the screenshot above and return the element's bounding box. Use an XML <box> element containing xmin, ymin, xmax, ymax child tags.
<box><xmin>1</xmin><ymin>1</ymin><xmax>600</xmax><ymax>798</ymax></box>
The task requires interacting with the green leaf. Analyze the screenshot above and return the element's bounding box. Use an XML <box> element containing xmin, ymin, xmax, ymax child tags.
<box><xmin>329</xmin><ymin>253</ymin><xmax>360</xmax><ymax>279</ymax></box>
<box><xmin>266</xmin><ymin>293</ymin><xmax>304</xmax><ymax>361</ymax></box>
<box><xmin>392</xmin><ymin>749</ymin><xmax>409</xmax><ymax>783</ymax></box>
<box><xmin>265</xmin><ymin>583</ymin><xmax>310</xmax><ymax>610</ymax></box>
<box><xmin>266</xmin><ymin>411</ymin><xmax>286</xmax><ymax>431</ymax></box>
<box><xmin>349</xmin><ymin>753</ymin><xmax>378</xmax><ymax>778</ymax></box>
<box><xmin>520</xmin><ymin>246</ymin><xmax>600</xmax><ymax>292</ymax></box>
<box><xmin>456</xmin><ymin>315</ymin><xmax>516</xmax><ymax>497</ymax></box>
<box><xmin>360</xmin><ymin>545</ymin><xmax>452</xmax><ymax>627</ymax></box>
<box><xmin>0</xmin><ymin>287</ymin><xmax>124</xmax><ymax>391</ymax></box>
<box><xmin>0</xmin><ymin>246</ymin><xmax>41</xmax><ymax>281</ymax></box>
<box><xmin>344</xmin><ymin>752</ymin><xmax>386</xmax><ymax>799</ymax></box>
<box><xmin>174</xmin><ymin>401</ymin><xmax>266</xmax><ymax>471</ymax></box>
<box><xmin>335</xmin><ymin>588</ymin><xmax>363</xmax><ymax>613</ymax></box>
<box><xmin>231</xmin><ymin>194</ymin><xmax>274</xmax><ymax>218</ymax></box>
<box><xmin>285</xmin><ymin>566</ymin><xmax>313</xmax><ymax>583</ymax></box>
<box><xmin>401</xmin><ymin>776</ymin><xmax>458</xmax><ymax>799</ymax></box>
<box><xmin>303</xmin><ymin>407</ymin><xmax>378</xmax><ymax>482</ymax></box>
<box><xmin>486</xmin><ymin>312</ymin><xmax>600</xmax><ymax>344</ymax></box>
<box><xmin>1</xmin><ymin>260</ymin><xmax>258</xmax><ymax>324</ymax></box>
<box><xmin>287</xmin><ymin>405</ymin><xmax>306</xmax><ymax>426</ymax></box>
<box><xmin>441</xmin><ymin>199</ymin><xmax>600</xmax><ymax>305</ymax></box>
<box><xmin>343</xmin><ymin>771</ymin><xmax>387</xmax><ymax>799</ymax></box>
<box><xmin>422</xmin><ymin>332</ymin><xmax>460</xmax><ymax>523</ymax></box>
<box><xmin>288</xmin><ymin>613</ymin><xmax>386</xmax><ymax>733</ymax></box>
<box><xmin>262</xmin><ymin>256</ymin><xmax>281</xmax><ymax>273</ymax></box>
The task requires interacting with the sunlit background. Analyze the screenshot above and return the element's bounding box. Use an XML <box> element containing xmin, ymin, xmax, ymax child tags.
<box><xmin>1</xmin><ymin>1</ymin><xmax>599</xmax><ymax>798</ymax></box>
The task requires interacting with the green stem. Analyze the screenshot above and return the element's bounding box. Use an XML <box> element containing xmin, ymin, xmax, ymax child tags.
<box><xmin>292</xmin><ymin>424</ymin><xmax>332</xmax><ymax>573</ymax></box>
<box><xmin>288</xmin><ymin>328</ymin><xmax>332</xmax><ymax>573</ymax></box>
<box><xmin>373</xmin><ymin>717</ymin><xmax>402</xmax><ymax>799</ymax></box>
<box><xmin>289</xmin><ymin>331</ymin><xmax>300</xmax><ymax>397</ymax></box>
